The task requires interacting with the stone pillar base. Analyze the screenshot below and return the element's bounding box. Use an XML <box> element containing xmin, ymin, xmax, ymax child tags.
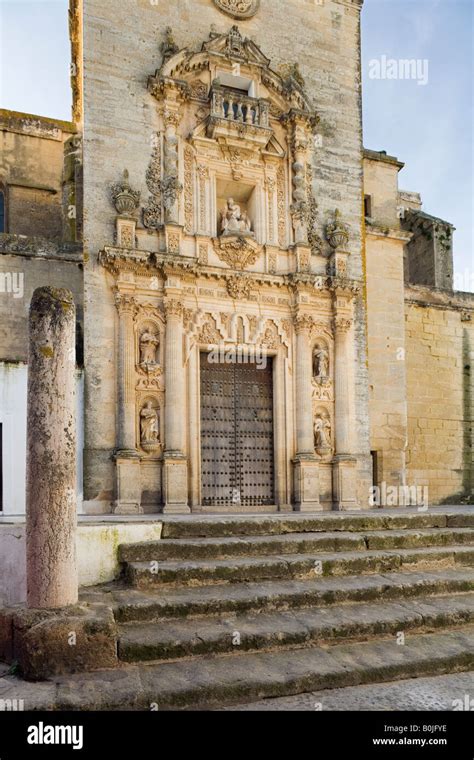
<box><xmin>163</xmin><ymin>454</ymin><xmax>190</xmax><ymax>514</ymax></box>
<box><xmin>293</xmin><ymin>456</ymin><xmax>321</xmax><ymax>512</ymax></box>
<box><xmin>332</xmin><ymin>455</ymin><xmax>358</xmax><ymax>510</ymax></box>
<box><xmin>114</xmin><ymin>453</ymin><xmax>143</xmax><ymax>515</ymax></box>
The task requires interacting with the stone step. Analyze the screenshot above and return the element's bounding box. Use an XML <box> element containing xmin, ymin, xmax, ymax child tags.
<box><xmin>119</xmin><ymin>527</ymin><xmax>474</xmax><ymax>563</ymax></box>
<box><xmin>104</xmin><ymin>568</ymin><xmax>474</xmax><ymax>623</ymax></box>
<box><xmin>53</xmin><ymin>627</ymin><xmax>474</xmax><ymax>710</ymax></box>
<box><xmin>159</xmin><ymin>511</ymin><xmax>473</xmax><ymax>540</ymax></box>
<box><xmin>118</xmin><ymin>592</ymin><xmax>474</xmax><ymax>663</ymax></box>
<box><xmin>124</xmin><ymin>545</ymin><xmax>474</xmax><ymax>588</ymax></box>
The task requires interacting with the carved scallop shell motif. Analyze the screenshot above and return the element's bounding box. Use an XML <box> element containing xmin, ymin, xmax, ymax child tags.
<box><xmin>213</xmin><ymin>0</ymin><xmax>260</xmax><ymax>19</ymax></box>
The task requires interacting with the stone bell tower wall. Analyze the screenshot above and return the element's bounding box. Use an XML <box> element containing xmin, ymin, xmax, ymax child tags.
<box><xmin>82</xmin><ymin>0</ymin><xmax>370</xmax><ymax>511</ymax></box>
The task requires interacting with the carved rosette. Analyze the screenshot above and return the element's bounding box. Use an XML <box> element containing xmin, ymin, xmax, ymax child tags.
<box><xmin>226</xmin><ymin>274</ymin><xmax>252</xmax><ymax>300</ymax></box>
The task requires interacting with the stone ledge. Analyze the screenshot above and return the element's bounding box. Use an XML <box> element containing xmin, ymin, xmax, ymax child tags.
<box><xmin>0</xmin><ymin>603</ymin><xmax>118</xmax><ymax>682</ymax></box>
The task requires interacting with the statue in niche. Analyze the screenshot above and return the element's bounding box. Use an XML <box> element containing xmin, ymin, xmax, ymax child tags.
<box><xmin>314</xmin><ymin>412</ymin><xmax>332</xmax><ymax>452</ymax></box>
<box><xmin>140</xmin><ymin>401</ymin><xmax>160</xmax><ymax>445</ymax></box>
<box><xmin>140</xmin><ymin>329</ymin><xmax>160</xmax><ymax>366</ymax></box>
<box><xmin>220</xmin><ymin>198</ymin><xmax>252</xmax><ymax>236</ymax></box>
<box><xmin>313</xmin><ymin>346</ymin><xmax>329</xmax><ymax>379</ymax></box>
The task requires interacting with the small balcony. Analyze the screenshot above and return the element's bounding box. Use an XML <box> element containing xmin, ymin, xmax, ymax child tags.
<box><xmin>206</xmin><ymin>85</ymin><xmax>272</xmax><ymax>146</ymax></box>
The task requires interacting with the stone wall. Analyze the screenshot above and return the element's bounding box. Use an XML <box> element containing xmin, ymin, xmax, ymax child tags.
<box><xmin>405</xmin><ymin>286</ymin><xmax>474</xmax><ymax>503</ymax></box>
<box><xmin>364</xmin><ymin>151</ymin><xmax>410</xmax><ymax>497</ymax></box>
<box><xmin>0</xmin><ymin>247</ymin><xmax>83</xmax><ymax>362</ymax></box>
<box><xmin>0</xmin><ymin>111</ymin><xmax>76</xmax><ymax>240</ymax></box>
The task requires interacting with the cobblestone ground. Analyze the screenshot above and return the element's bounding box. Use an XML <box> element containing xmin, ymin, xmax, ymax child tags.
<box><xmin>218</xmin><ymin>672</ymin><xmax>474</xmax><ymax>711</ymax></box>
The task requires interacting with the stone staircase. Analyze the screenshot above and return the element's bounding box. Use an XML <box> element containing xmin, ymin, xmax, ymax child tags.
<box><xmin>74</xmin><ymin>510</ymin><xmax>474</xmax><ymax>710</ymax></box>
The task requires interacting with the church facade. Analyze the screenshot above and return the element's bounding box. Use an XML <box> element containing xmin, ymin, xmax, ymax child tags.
<box><xmin>83</xmin><ymin>1</ymin><xmax>371</xmax><ymax>514</ymax></box>
<box><xmin>0</xmin><ymin>0</ymin><xmax>472</xmax><ymax>520</ymax></box>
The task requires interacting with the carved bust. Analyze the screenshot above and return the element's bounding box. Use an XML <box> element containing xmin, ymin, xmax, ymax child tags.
<box><xmin>220</xmin><ymin>198</ymin><xmax>253</xmax><ymax>236</ymax></box>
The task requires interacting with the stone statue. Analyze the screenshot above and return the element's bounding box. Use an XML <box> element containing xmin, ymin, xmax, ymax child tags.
<box><xmin>140</xmin><ymin>329</ymin><xmax>160</xmax><ymax>365</ymax></box>
<box><xmin>314</xmin><ymin>413</ymin><xmax>331</xmax><ymax>451</ymax></box>
<box><xmin>220</xmin><ymin>198</ymin><xmax>252</xmax><ymax>235</ymax></box>
<box><xmin>313</xmin><ymin>347</ymin><xmax>329</xmax><ymax>379</ymax></box>
<box><xmin>140</xmin><ymin>401</ymin><xmax>160</xmax><ymax>444</ymax></box>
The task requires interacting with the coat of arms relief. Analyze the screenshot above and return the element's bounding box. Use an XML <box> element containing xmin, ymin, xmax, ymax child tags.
<box><xmin>213</xmin><ymin>0</ymin><xmax>260</xmax><ymax>19</ymax></box>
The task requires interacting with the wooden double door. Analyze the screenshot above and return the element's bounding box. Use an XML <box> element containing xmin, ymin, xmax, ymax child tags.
<box><xmin>200</xmin><ymin>355</ymin><xmax>275</xmax><ymax>509</ymax></box>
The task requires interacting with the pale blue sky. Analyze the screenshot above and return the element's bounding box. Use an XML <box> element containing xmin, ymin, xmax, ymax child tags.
<box><xmin>0</xmin><ymin>0</ymin><xmax>472</xmax><ymax>288</ymax></box>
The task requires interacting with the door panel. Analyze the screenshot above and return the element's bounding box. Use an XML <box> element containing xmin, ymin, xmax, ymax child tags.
<box><xmin>200</xmin><ymin>355</ymin><xmax>274</xmax><ymax>509</ymax></box>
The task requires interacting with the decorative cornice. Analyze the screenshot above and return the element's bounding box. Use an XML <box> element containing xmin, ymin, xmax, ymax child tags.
<box><xmin>328</xmin><ymin>276</ymin><xmax>361</xmax><ymax>296</ymax></box>
<box><xmin>99</xmin><ymin>248</ymin><xmax>152</xmax><ymax>276</ymax></box>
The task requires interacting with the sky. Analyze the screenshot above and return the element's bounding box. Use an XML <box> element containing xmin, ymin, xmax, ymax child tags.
<box><xmin>0</xmin><ymin>0</ymin><xmax>472</xmax><ymax>289</ymax></box>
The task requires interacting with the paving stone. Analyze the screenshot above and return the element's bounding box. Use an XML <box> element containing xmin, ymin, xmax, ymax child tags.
<box><xmin>217</xmin><ymin>671</ymin><xmax>474</xmax><ymax>711</ymax></box>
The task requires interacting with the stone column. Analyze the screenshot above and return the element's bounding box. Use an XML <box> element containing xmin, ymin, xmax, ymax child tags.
<box><xmin>163</xmin><ymin>299</ymin><xmax>190</xmax><ymax>513</ymax></box>
<box><xmin>188</xmin><ymin>343</ymin><xmax>200</xmax><ymax>509</ymax></box>
<box><xmin>163</xmin><ymin>109</ymin><xmax>181</xmax><ymax>225</ymax></box>
<box><xmin>114</xmin><ymin>294</ymin><xmax>141</xmax><ymax>514</ymax></box>
<box><xmin>332</xmin><ymin>315</ymin><xmax>357</xmax><ymax>509</ymax></box>
<box><xmin>26</xmin><ymin>287</ymin><xmax>77</xmax><ymax>609</ymax></box>
<box><xmin>295</xmin><ymin>316</ymin><xmax>315</xmax><ymax>455</ymax></box>
<box><xmin>293</xmin><ymin>314</ymin><xmax>320</xmax><ymax>511</ymax></box>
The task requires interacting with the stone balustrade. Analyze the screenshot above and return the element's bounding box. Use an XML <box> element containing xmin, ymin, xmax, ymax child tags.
<box><xmin>211</xmin><ymin>87</ymin><xmax>270</xmax><ymax>128</ymax></box>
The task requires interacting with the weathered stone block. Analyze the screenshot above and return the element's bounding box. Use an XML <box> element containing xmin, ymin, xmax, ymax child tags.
<box><xmin>12</xmin><ymin>604</ymin><xmax>118</xmax><ymax>681</ymax></box>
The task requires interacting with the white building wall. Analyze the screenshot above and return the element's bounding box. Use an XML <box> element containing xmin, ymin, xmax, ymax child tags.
<box><xmin>0</xmin><ymin>362</ymin><xmax>84</xmax><ymax>515</ymax></box>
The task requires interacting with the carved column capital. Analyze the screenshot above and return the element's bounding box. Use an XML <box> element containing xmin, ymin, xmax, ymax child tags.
<box><xmin>164</xmin><ymin>299</ymin><xmax>184</xmax><ymax>319</ymax></box>
<box><xmin>115</xmin><ymin>293</ymin><xmax>139</xmax><ymax>317</ymax></box>
<box><xmin>163</xmin><ymin>109</ymin><xmax>181</xmax><ymax>130</ymax></box>
<box><xmin>294</xmin><ymin>313</ymin><xmax>314</xmax><ymax>335</ymax></box>
<box><xmin>333</xmin><ymin>315</ymin><xmax>353</xmax><ymax>334</ymax></box>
